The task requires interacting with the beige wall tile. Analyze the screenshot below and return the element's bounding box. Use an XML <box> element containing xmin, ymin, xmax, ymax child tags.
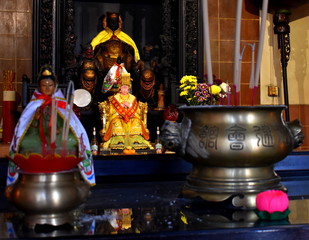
<box><xmin>219</xmin><ymin>0</ymin><xmax>237</xmax><ymax>18</ymax></box>
<box><xmin>0</xmin><ymin>0</ymin><xmax>16</xmax><ymax>11</ymax></box>
<box><xmin>16</xmin><ymin>12</ymin><xmax>32</xmax><ymax>35</ymax></box>
<box><xmin>16</xmin><ymin>36</ymin><xmax>32</xmax><ymax>58</ymax></box>
<box><xmin>0</xmin><ymin>12</ymin><xmax>16</xmax><ymax>34</ymax></box>
<box><xmin>16</xmin><ymin>0</ymin><xmax>32</xmax><ymax>12</ymax></box>
<box><xmin>0</xmin><ymin>35</ymin><xmax>16</xmax><ymax>58</ymax></box>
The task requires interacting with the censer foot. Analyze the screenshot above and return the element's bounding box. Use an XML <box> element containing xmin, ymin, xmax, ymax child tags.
<box><xmin>181</xmin><ymin>186</ymin><xmax>287</xmax><ymax>209</ymax></box>
<box><xmin>182</xmin><ymin>166</ymin><xmax>287</xmax><ymax>209</ymax></box>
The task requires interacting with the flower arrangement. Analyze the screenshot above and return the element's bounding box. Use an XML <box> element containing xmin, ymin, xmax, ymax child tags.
<box><xmin>179</xmin><ymin>75</ymin><xmax>230</xmax><ymax>105</ymax></box>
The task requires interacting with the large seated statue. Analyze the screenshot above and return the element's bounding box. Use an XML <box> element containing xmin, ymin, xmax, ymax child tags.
<box><xmin>98</xmin><ymin>73</ymin><xmax>153</xmax><ymax>150</ymax></box>
<box><xmin>91</xmin><ymin>12</ymin><xmax>140</xmax><ymax>97</ymax></box>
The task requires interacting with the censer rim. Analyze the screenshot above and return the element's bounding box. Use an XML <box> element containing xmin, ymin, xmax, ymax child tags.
<box><xmin>178</xmin><ymin>104</ymin><xmax>287</xmax><ymax>110</ymax></box>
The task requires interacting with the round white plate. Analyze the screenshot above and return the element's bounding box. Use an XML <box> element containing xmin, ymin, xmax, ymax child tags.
<box><xmin>74</xmin><ymin>89</ymin><xmax>92</xmax><ymax>107</ymax></box>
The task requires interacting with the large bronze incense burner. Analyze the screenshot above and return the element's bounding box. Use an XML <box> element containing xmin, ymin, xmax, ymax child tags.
<box><xmin>160</xmin><ymin>105</ymin><xmax>304</xmax><ymax>208</ymax></box>
<box><xmin>5</xmin><ymin>169</ymin><xmax>90</xmax><ymax>228</ymax></box>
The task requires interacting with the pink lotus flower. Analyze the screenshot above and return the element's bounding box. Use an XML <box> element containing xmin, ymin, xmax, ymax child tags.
<box><xmin>256</xmin><ymin>190</ymin><xmax>289</xmax><ymax>214</ymax></box>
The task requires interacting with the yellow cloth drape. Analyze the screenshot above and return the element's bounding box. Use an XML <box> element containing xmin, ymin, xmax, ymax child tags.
<box><xmin>90</xmin><ymin>27</ymin><xmax>140</xmax><ymax>62</ymax></box>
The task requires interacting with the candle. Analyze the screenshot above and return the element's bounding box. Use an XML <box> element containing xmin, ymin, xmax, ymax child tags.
<box><xmin>238</xmin><ymin>57</ymin><xmax>243</xmax><ymax>90</ymax></box>
<box><xmin>227</xmin><ymin>80</ymin><xmax>231</xmax><ymax>105</ymax></box>
<box><xmin>253</xmin><ymin>0</ymin><xmax>269</xmax><ymax>88</ymax></box>
<box><xmin>248</xmin><ymin>43</ymin><xmax>256</xmax><ymax>105</ymax></box>
<box><xmin>201</xmin><ymin>0</ymin><xmax>213</xmax><ymax>84</ymax></box>
<box><xmin>249</xmin><ymin>43</ymin><xmax>256</xmax><ymax>89</ymax></box>
<box><xmin>233</xmin><ymin>0</ymin><xmax>243</xmax><ymax>105</ymax></box>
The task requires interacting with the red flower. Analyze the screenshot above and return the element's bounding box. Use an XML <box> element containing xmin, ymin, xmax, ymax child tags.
<box><xmin>256</xmin><ymin>190</ymin><xmax>289</xmax><ymax>214</ymax></box>
<box><xmin>214</xmin><ymin>78</ymin><xmax>223</xmax><ymax>85</ymax></box>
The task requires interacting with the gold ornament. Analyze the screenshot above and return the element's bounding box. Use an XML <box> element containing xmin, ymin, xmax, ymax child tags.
<box><xmin>42</xmin><ymin>69</ymin><xmax>52</xmax><ymax>76</ymax></box>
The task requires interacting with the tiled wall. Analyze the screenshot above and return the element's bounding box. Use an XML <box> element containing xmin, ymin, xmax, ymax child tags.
<box><xmin>0</xmin><ymin>0</ymin><xmax>32</xmax><ymax>117</ymax></box>
<box><xmin>207</xmin><ymin>0</ymin><xmax>260</xmax><ymax>105</ymax></box>
<box><xmin>0</xmin><ymin>0</ymin><xmax>308</xmax><ymax>150</ymax></box>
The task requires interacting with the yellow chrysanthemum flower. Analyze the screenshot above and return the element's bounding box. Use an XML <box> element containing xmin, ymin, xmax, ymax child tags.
<box><xmin>188</xmin><ymin>78</ymin><xmax>197</xmax><ymax>84</ymax></box>
<box><xmin>210</xmin><ymin>85</ymin><xmax>221</xmax><ymax>95</ymax></box>
<box><xmin>180</xmin><ymin>83</ymin><xmax>187</xmax><ymax>89</ymax></box>
<box><xmin>180</xmin><ymin>75</ymin><xmax>197</xmax><ymax>84</ymax></box>
<box><xmin>180</xmin><ymin>76</ymin><xmax>189</xmax><ymax>84</ymax></box>
<box><xmin>180</xmin><ymin>91</ymin><xmax>188</xmax><ymax>96</ymax></box>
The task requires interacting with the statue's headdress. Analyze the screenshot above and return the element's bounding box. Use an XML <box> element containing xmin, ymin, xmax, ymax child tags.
<box><xmin>118</xmin><ymin>72</ymin><xmax>132</xmax><ymax>88</ymax></box>
<box><xmin>38</xmin><ymin>64</ymin><xmax>57</xmax><ymax>83</ymax></box>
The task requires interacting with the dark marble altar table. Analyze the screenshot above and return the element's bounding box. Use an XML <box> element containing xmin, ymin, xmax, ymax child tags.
<box><xmin>1</xmin><ymin>151</ymin><xmax>309</xmax><ymax>239</ymax></box>
<box><xmin>1</xmin><ymin>181</ymin><xmax>309</xmax><ymax>240</ymax></box>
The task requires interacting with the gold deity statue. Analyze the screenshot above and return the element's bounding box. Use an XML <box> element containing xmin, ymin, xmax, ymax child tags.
<box><xmin>98</xmin><ymin>73</ymin><xmax>153</xmax><ymax>150</ymax></box>
<box><xmin>78</xmin><ymin>44</ymin><xmax>101</xmax><ymax>95</ymax></box>
<box><xmin>91</xmin><ymin>12</ymin><xmax>140</xmax><ymax>95</ymax></box>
